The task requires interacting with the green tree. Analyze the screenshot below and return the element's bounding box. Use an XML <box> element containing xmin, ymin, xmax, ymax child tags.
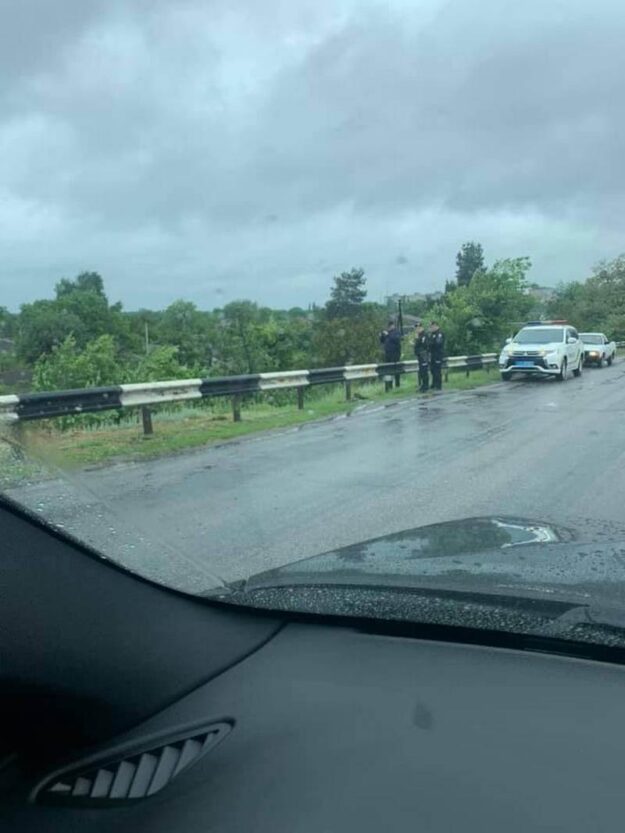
<box><xmin>156</xmin><ymin>300</ymin><xmax>216</xmax><ymax>369</ymax></box>
<box><xmin>455</xmin><ymin>242</ymin><xmax>485</xmax><ymax>287</ymax></box>
<box><xmin>216</xmin><ymin>300</ymin><xmax>277</xmax><ymax>374</ymax></box>
<box><xmin>33</xmin><ymin>335</ymin><xmax>123</xmax><ymax>391</ymax></box>
<box><xmin>433</xmin><ymin>257</ymin><xmax>533</xmax><ymax>355</ymax></box>
<box><xmin>325</xmin><ymin>268</ymin><xmax>367</xmax><ymax>319</ymax></box>
<box><xmin>55</xmin><ymin>271</ymin><xmax>106</xmax><ymax>299</ymax></box>
<box><xmin>547</xmin><ymin>254</ymin><xmax>625</xmax><ymax>341</ymax></box>
<box><xmin>0</xmin><ymin>306</ymin><xmax>17</xmax><ymax>338</ymax></box>
<box><xmin>128</xmin><ymin>345</ymin><xmax>193</xmax><ymax>382</ymax></box>
<box><xmin>313</xmin><ymin>305</ymin><xmax>384</xmax><ymax>366</ymax></box>
<box><xmin>16</xmin><ymin>300</ymin><xmax>84</xmax><ymax>363</ymax></box>
<box><xmin>16</xmin><ymin>272</ymin><xmax>128</xmax><ymax>362</ymax></box>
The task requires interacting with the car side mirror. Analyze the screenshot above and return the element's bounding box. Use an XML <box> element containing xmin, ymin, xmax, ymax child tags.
<box><xmin>504</xmin><ymin>338</ymin><xmax>511</xmax><ymax>345</ymax></box>
<box><xmin>567</xmin><ymin>337</ymin><xmax>577</xmax><ymax>344</ymax></box>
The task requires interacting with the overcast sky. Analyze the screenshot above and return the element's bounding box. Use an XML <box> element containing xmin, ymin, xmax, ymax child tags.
<box><xmin>1</xmin><ymin>0</ymin><xmax>624</xmax><ymax>311</ymax></box>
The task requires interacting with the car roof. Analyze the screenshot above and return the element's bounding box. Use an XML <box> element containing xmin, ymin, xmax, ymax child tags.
<box><xmin>579</xmin><ymin>332</ymin><xmax>605</xmax><ymax>336</ymax></box>
<box><xmin>519</xmin><ymin>324</ymin><xmax>566</xmax><ymax>330</ymax></box>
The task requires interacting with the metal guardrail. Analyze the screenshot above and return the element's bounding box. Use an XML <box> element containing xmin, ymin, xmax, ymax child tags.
<box><xmin>0</xmin><ymin>353</ymin><xmax>498</xmax><ymax>431</ymax></box>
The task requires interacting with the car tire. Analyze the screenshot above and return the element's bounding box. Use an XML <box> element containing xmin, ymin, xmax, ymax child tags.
<box><xmin>556</xmin><ymin>359</ymin><xmax>568</xmax><ymax>382</ymax></box>
<box><xmin>598</xmin><ymin>355</ymin><xmax>604</xmax><ymax>368</ymax></box>
<box><xmin>573</xmin><ymin>356</ymin><xmax>582</xmax><ymax>377</ymax></box>
<box><xmin>607</xmin><ymin>354</ymin><xmax>613</xmax><ymax>366</ymax></box>
<box><xmin>501</xmin><ymin>372</ymin><xmax>512</xmax><ymax>382</ymax></box>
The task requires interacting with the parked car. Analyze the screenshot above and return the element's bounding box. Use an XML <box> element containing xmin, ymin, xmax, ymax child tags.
<box><xmin>499</xmin><ymin>324</ymin><xmax>584</xmax><ymax>382</ymax></box>
<box><xmin>579</xmin><ymin>333</ymin><xmax>616</xmax><ymax>367</ymax></box>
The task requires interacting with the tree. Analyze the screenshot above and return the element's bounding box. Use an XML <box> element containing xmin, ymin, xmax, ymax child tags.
<box><xmin>312</xmin><ymin>304</ymin><xmax>384</xmax><ymax>366</ymax></box>
<box><xmin>216</xmin><ymin>301</ymin><xmax>277</xmax><ymax>374</ymax></box>
<box><xmin>325</xmin><ymin>268</ymin><xmax>367</xmax><ymax>319</ymax></box>
<box><xmin>16</xmin><ymin>300</ymin><xmax>84</xmax><ymax>363</ymax></box>
<box><xmin>32</xmin><ymin>334</ymin><xmax>123</xmax><ymax>391</ymax></box>
<box><xmin>55</xmin><ymin>271</ymin><xmax>106</xmax><ymax>299</ymax></box>
<box><xmin>16</xmin><ymin>272</ymin><xmax>129</xmax><ymax>362</ymax></box>
<box><xmin>0</xmin><ymin>306</ymin><xmax>16</xmax><ymax>339</ymax></box>
<box><xmin>156</xmin><ymin>300</ymin><xmax>216</xmax><ymax>369</ymax></box>
<box><xmin>128</xmin><ymin>345</ymin><xmax>193</xmax><ymax>383</ymax></box>
<box><xmin>455</xmin><ymin>242</ymin><xmax>485</xmax><ymax>287</ymax></box>
<box><xmin>433</xmin><ymin>256</ymin><xmax>533</xmax><ymax>355</ymax></box>
<box><xmin>547</xmin><ymin>254</ymin><xmax>625</xmax><ymax>341</ymax></box>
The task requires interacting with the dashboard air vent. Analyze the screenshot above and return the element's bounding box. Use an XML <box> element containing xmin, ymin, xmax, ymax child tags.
<box><xmin>37</xmin><ymin>722</ymin><xmax>231</xmax><ymax>806</ymax></box>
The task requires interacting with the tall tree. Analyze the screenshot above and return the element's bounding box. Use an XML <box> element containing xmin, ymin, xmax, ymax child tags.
<box><xmin>0</xmin><ymin>306</ymin><xmax>16</xmax><ymax>339</ymax></box>
<box><xmin>325</xmin><ymin>268</ymin><xmax>367</xmax><ymax>319</ymax></box>
<box><xmin>455</xmin><ymin>242</ymin><xmax>485</xmax><ymax>287</ymax></box>
<box><xmin>55</xmin><ymin>271</ymin><xmax>106</xmax><ymax>298</ymax></box>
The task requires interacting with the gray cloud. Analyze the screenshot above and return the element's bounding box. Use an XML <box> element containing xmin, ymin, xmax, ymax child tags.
<box><xmin>1</xmin><ymin>0</ymin><xmax>624</xmax><ymax>309</ymax></box>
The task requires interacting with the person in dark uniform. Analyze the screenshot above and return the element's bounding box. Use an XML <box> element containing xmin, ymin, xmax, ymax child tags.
<box><xmin>413</xmin><ymin>321</ymin><xmax>430</xmax><ymax>392</ymax></box>
<box><xmin>380</xmin><ymin>319</ymin><xmax>402</xmax><ymax>363</ymax></box>
<box><xmin>429</xmin><ymin>320</ymin><xmax>445</xmax><ymax>391</ymax></box>
<box><xmin>380</xmin><ymin>320</ymin><xmax>402</xmax><ymax>388</ymax></box>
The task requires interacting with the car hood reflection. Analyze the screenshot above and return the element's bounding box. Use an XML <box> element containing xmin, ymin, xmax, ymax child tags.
<box><xmin>239</xmin><ymin>516</ymin><xmax>625</xmax><ymax>605</ymax></box>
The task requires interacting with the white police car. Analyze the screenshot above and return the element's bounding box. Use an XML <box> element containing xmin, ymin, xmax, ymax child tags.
<box><xmin>499</xmin><ymin>323</ymin><xmax>584</xmax><ymax>382</ymax></box>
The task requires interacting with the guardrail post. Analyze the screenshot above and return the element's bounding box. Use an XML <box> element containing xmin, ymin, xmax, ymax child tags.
<box><xmin>394</xmin><ymin>373</ymin><xmax>401</xmax><ymax>388</ymax></box>
<box><xmin>345</xmin><ymin>381</ymin><xmax>352</xmax><ymax>401</ymax></box>
<box><xmin>141</xmin><ymin>406</ymin><xmax>153</xmax><ymax>438</ymax></box>
<box><xmin>232</xmin><ymin>395</ymin><xmax>242</xmax><ymax>422</ymax></box>
<box><xmin>466</xmin><ymin>366</ymin><xmax>470</xmax><ymax>378</ymax></box>
<box><xmin>3</xmin><ymin>420</ymin><xmax>26</xmax><ymax>461</ymax></box>
<box><xmin>444</xmin><ymin>368</ymin><xmax>449</xmax><ymax>383</ymax></box>
<box><xmin>297</xmin><ymin>387</ymin><xmax>305</xmax><ymax>410</ymax></box>
<box><xmin>384</xmin><ymin>375</ymin><xmax>393</xmax><ymax>393</ymax></box>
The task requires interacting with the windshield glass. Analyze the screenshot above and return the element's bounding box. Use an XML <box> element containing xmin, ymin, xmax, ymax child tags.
<box><xmin>513</xmin><ymin>328</ymin><xmax>564</xmax><ymax>344</ymax></box>
<box><xmin>580</xmin><ymin>335</ymin><xmax>603</xmax><ymax>344</ymax></box>
<box><xmin>2</xmin><ymin>0</ymin><xmax>625</xmax><ymax>652</ymax></box>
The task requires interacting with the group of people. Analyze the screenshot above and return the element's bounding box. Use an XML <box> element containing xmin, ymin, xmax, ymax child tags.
<box><xmin>379</xmin><ymin>319</ymin><xmax>445</xmax><ymax>392</ymax></box>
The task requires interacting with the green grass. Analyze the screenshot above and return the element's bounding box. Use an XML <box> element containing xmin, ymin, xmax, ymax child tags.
<box><xmin>11</xmin><ymin>368</ymin><xmax>497</xmax><ymax>471</ymax></box>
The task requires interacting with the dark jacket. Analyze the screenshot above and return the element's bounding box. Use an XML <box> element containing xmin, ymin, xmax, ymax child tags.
<box><xmin>380</xmin><ymin>327</ymin><xmax>402</xmax><ymax>363</ymax></box>
<box><xmin>429</xmin><ymin>330</ymin><xmax>445</xmax><ymax>361</ymax></box>
<box><xmin>414</xmin><ymin>332</ymin><xmax>430</xmax><ymax>362</ymax></box>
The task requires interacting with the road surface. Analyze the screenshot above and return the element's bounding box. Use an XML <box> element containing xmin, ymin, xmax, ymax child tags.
<box><xmin>7</xmin><ymin>362</ymin><xmax>625</xmax><ymax>592</ymax></box>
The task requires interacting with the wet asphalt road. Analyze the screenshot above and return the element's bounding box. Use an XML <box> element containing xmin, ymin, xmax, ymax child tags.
<box><xmin>9</xmin><ymin>360</ymin><xmax>625</xmax><ymax>591</ymax></box>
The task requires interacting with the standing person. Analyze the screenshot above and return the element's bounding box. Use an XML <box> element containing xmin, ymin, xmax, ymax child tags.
<box><xmin>429</xmin><ymin>320</ymin><xmax>445</xmax><ymax>391</ymax></box>
<box><xmin>380</xmin><ymin>319</ymin><xmax>402</xmax><ymax>362</ymax></box>
<box><xmin>380</xmin><ymin>319</ymin><xmax>402</xmax><ymax>387</ymax></box>
<box><xmin>413</xmin><ymin>321</ymin><xmax>430</xmax><ymax>392</ymax></box>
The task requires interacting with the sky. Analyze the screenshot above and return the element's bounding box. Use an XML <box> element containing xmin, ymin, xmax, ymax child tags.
<box><xmin>1</xmin><ymin>0</ymin><xmax>624</xmax><ymax>311</ymax></box>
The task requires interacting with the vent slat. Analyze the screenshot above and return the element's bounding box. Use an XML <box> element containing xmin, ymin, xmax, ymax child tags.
<box><xmin>90</xmin><ymin>769</ymin><xmax>114</xmax><ymax>798</ymax></box>
<box><xmin>147</xmin><ymin>746</ymin><xmax>181</xmax><ymax>796</ymax></box>
<box><xmin>49</xmin><ymin>782</ymin><xmax>72</xmax><ymax>794</ymax></box>
<box><xmin>172</xmin><ymin>738</ymin><xmax>203</xmax><ymax>778</ymax></box>
<box><xmin>109</xmin><ymin>760</ymin><xmax>136</xmax><ymax>799</ymax></box>
<box><xmin>71</xmin><ymin>777</ymin><xmax>92</xmax><ymax>797</ymax></box>
<box><xmin>128</xmin><ymin>753</ymin><xmax>159</xmax><ymax>799</ymax></box>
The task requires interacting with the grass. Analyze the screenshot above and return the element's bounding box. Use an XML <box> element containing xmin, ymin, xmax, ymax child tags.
<box><xmin>8</xmin><ymin>368</ymin><xmax>498</xmax><ymax>471</ymax></box>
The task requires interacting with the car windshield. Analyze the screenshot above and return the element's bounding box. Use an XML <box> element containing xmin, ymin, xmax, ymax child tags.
<box><xmin>2</xmin><ymin>0</ymin><xmax>625</xmax><ymax>654</ymax></box>
<box><xmin>513</xmin><ymin>328</ymin><xmax>564</xmax><ymax>344</ymax></box>
<box><xmin>580</xmin><ymin>335</ymin><xmax>603</xmax><ymax>344</ymax></box>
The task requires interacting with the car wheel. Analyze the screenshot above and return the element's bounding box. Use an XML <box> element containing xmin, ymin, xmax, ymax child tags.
<box><xmin>573</xmin><ymin>355</ymin><xmax>582</xmax><ymax>377</ymax></box>
<box><xmin>607</xmin><ymin>354</ymin><xmax>613</xmax><ymax>366</ymax></box>
<box><xmin>501</xmin><ymin>372</ymin><xmax>512</xmax><ymax>382</ymax></box>
<box><xmin>556</xmin><ymin>359</ymin><xmax>568</xmax><ymax>382</ymax></box>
